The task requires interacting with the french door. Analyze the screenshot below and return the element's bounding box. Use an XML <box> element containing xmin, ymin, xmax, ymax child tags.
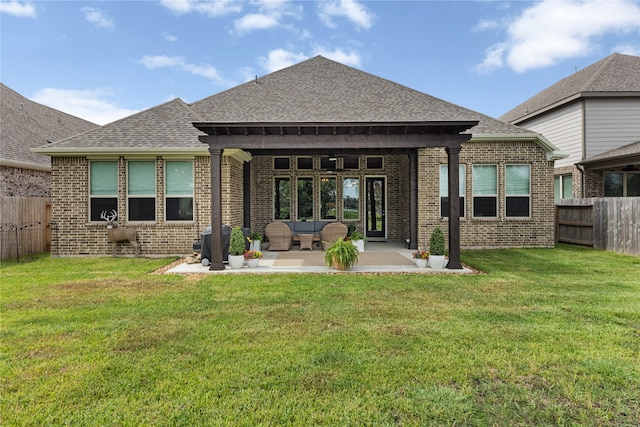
<box><xmin>365</xmin><ymin>177</ymin><xmax>386</xmax><ymax>239</ymax></box>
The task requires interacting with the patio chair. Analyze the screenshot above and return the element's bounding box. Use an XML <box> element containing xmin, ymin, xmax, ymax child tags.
<box><xmin>265</xmin><ymin>221</ymin><xmax>293</xmax><ymax>251</ymax></box>
<box><xmin>320</xmin><ymin>222</ymin><xmax>348</xmax><ymax>249</ymax></box>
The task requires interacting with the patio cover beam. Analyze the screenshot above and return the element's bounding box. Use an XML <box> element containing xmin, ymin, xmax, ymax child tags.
<box><xmin>196</xmin><ymin>121</ymin><xmax>477</xmax><ymax>271</ymax></box>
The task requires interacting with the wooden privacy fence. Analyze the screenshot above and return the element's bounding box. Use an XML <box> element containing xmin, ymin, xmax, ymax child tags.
<box><xmin>0</xmin><ymin>197</ymin><xmax>54</xmax><ymax>261</ymax></box>
<box><xmin>556</xmin><ymin>197</ymin><xmax>639</xmax><ymax>257</ymax></box>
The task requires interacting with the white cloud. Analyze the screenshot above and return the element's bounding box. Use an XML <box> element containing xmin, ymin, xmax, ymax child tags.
<box><xmin>31</xmin><ymin>88</ymin><xmax>138</xmax><ymax>125</ymax></box>
<box><xmin>234</xmin><ymin>13</ymin><xmax>280</xmax><ymax>34</ymax></box>
<box><xmin>159</xmin><ymin>0</ymin><xmax>242</xmax><ymax>17</ymax></box>
<box><xmin>476</xmin><ymin>0</ymin><xmax>640</xmax><ymax>73</ymax></box>
<box><xmin>259</xmin><ymin>49</ymin><xmax>308</xmax><ymax>73</ymax></box>
<box><xmin>162</xmin><ymin>31</ymin><xmax>178</xmax><ymax>42</ymax></box>
<box><xmin>311</xmin><ymin>47</ymin><xmax>361</xmax><ymax>67</ymax></box>
<box><xmin>139</xmin><ymin>55</ymin><xmax>234</xmax><ymax>86</ymax></box>
<box><xmin>82</xmin><ymin>7</ymin><xmax>114</xmax><ymax>30</ymax></box>
<box><xmin>613</xmin><ymin>43</ymin><xmax>640</xmax><ymax>56</ymax></box>
<box><xmin>0</xmin><ymin>1</ymin><xmax>36</xmax><ymax>18</ymax></box>
<box><xmin>231</xmin><ymin>1</ymin><xmax>303</xmax><ymax>36</ymax></box>
<box><xmin>317</xmin><ymin>0</ymin><xmax>374</xmax><ymax>30</ymax></box>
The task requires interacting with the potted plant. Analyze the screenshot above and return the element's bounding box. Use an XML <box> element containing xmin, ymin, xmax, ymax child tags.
<box><xmin>244</xmin><ymin>249</ymin><xmax>263</xmax><ymax>268</ymax></box>
<box><xmin>228</xmin><ymin>226</ymin><xmax>246</xmax><ymax>269</ymax></box>
<box><xmin>249</xmin><ymin>230</ymin><xmax>263</xmax><ymax>251</ymax></box>
<box><xmin>429</xmin><ymin>226</ymin><xmax>446</xmax><ymax>269</ymax></box>
<box><xmin>348</xmin><ymin>229</ymin><xmax>366</xmax><ymax>252</ymax></box>
<box><xmin>324</xmin><ymin>237</ymin><xmax>359</xmax><ymax>270</ymax></box>
<box><xmin>412</xmin><ymin>249</ymin><xmax>429</xmax><ymax>268</ymax></box>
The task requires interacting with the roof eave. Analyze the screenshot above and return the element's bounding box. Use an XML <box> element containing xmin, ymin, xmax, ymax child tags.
<box><xmin>31</xmin><ymin>147</ymin><xmax>209</xmax><ymax>157</ymax></box>
<box><xmin>0</xmin><ymin>158</ymin><xmax>51</xmax><ymax>171</ymax></box>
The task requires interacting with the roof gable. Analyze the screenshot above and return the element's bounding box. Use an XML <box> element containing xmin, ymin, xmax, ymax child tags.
<box><xmin>0</xmin><ymin>83</ymin><xmax>98</xmax><ymax>167</ymax></box>
<box><xmin>191</xmin><ymin>56</ymin><xmax>528</xmax><ymax>135</ymax></box>
<box><xmin>500</xmin><ymin>53</ymin><xmax>640</xmax><ymax>124</ymax></box>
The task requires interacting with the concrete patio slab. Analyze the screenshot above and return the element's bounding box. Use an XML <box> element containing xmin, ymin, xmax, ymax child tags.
<box><xmin>164</xmin><ymin>241</ymin><xmax>475</xmax><ymax>274</ymax></box>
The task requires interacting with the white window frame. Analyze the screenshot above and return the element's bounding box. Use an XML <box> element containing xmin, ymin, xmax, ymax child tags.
<box><xmin>505</xmin><ymin>164</ymin><xmax>531</xmax><ymax>218</ymax></box>
<box><xmin>164</xmin><ymin>160</ymin><xmax>194</xmax><ymax>222</ymax></box>
<box><xmin>127</xmin><ymin>160</ymin><xmax>156</xmax><ymax>222</ymax></box>
<box><xmin>472</xmin><ymin>164</ymin><xmax>498</xmax><ymax>218</ymax></box>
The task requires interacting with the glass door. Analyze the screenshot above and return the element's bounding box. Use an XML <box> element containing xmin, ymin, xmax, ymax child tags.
<box><xmin>366</xmin><ymin>177</ymin><xmax>386</xmax><ymax>239</ymax></box>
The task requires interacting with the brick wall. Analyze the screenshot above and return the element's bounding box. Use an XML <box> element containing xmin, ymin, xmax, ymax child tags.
<box><xmin>50</xmin><ymin>141</ymin><xmax>555</xmax><ymax>256</ymax></box>
<box><xmin>418</xmin><ymin>141</ymin><xmax>556</xmax><ymax>249</ymax></box>
<box><xmin>50</xmin><ymin>156</ymin><xmax>213</xmax><ymax>257</ymax></box>
<box><xmin>0</xmin><ymin>165</ymin><xmax>51</xmax><ymax>197</ymax></box>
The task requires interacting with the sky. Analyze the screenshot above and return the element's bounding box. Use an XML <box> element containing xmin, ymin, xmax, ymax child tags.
<box><xmin>1</xmin><ymin>0</ymin><xmax>639</xmax><ymax>125</ymax></box>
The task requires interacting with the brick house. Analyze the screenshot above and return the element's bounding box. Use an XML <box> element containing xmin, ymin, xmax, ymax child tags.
<box><xmin>1</xmin><ymin>83</ymin><xmax>98</xmax><ymax>197</ymax></box>
<box><xmin>34</xmin><ymin>56</ymin><xmax>564</xmax><ymax>266</ymax></box>
<box><xmin>500</xmin><ymin>53</ymin><xmax>640</xmax><ymax>199</ymax></box>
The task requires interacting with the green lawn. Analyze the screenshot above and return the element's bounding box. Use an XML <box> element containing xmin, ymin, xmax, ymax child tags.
<box><xmin>1</xmin><ymin>245</ymin><xmax>639</xmax><ymax>426</ymax></box>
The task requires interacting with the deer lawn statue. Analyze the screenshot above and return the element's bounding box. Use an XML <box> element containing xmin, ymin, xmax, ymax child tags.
<box><xmin>100</xmin><ymin>210</ymin><xmax>140</xmax><ymax>257</ymax></box>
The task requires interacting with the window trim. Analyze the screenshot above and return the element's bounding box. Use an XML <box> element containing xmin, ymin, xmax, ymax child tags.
<box><xmin>164</xmin><ymin>160</ymin><xmax>194</xmax><ymax>222</ymax></box>
<box><xmin>505</xmin><ymin>164</ymin><xmax>531</xmax><ymax>218</ymax></box>
<box><xmin>296</xmin><ymin>176</ymin><xmax>314</xmax><ymax>221</ymax></box>
<box><xmin>342</xmin><ymin>177</ymin><xmax>361</xmax><ymax>221</ymax></box>
<box><xmin>273</xmin><ymin>176</ymin><xmax>291</xmax><ymax>220</ymax></box>
<box><xmin>127</xmin><ymin>160</ymin><xmax>156</xmax><ymax>222</ymax></box>
<box><xmin>472</xmin><ymin>164</ymin><xmax>498</xmax><ymax>218</ymax></box>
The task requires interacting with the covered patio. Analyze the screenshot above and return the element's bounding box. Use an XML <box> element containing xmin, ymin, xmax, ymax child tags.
<box><xmin>195</xmin><ymin>121</ymin><xmax>478</xmax><ymax>272</ymax></box>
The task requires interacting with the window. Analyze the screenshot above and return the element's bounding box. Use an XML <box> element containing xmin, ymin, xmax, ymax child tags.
<box><xmin>297</xmin><ymin>157</ymin><xmax>313</xmax><ymax>170</ymax></box>
<box><xmin>554</xmin><ymin>175</ymin><xmax>573</xmax><ymax>201</ymax></box>
<box><xmin>366</xmin><ymin>157</ymin><xmax>383</xmax><ymax>169</ymax></box>
<box><xmin>506</xmin><ymin>164</ymin><xmax>531</xmax><ymax>217</ymax></box>
<box><xmin>320</xmin><ymin>177</ymin><xmax>337</xmax><ymax>220</ymax></box>
<box><xmin>343</xmin><ymin>178</ymin><xmax>360</xmax><ymax>220</ymax></box>
<box><xmin>472</xmin><ymin>165</ymin><xmax>497</xmax><ymax>217</ymax></box>
<box><xmin>604</xmin><ymin>172</ymin><xmax>640</xmax><ymax>197</ymax></box>
<box><xmin>297</xmin><ymin>177</ymin><xmax>314</xmax><ymax>220</ymax></box>
<box><xmin>165</xmin><ymin>160</ymin><xmax>193</xmax><ymax>221</ymax></box>
<box><xmin>439</xmin><ymin>165</ymin><xmax>466</xmax><ymax>217</ymax></box>
<box><xmin>274</xmin><ymin>157</ymin><xmax>290</xmax><ymax>170</ymax></box>
<box><xmin>343</xmin><ymin>156</ymin><xmax>359</xmax><ymax>170</ymax></box>
<box><xmin>320</xmin><ymin>157</ymin><xmax>337</xmax><ymax>170</ymax></box>
<box><xmin>89</xmin><ymin>161</ymin><xmax>118</xmax><ymax>222</ymax></box>
<box><xmin>274</xmin><ymin>177</ymin><xmax>290</xmax><ymax>220</ymax></box>
<box><xmin>127</xmin><ymin>161</ymin><xmax>156</xmax><ymax>221</ymax></box>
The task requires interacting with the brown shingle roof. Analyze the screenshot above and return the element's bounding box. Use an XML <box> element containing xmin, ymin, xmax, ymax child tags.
<box><xmin>500</xmin><ymin>53</ymin><xmax>640</xmax><ymax>124</ymax></box>
<box><xmin>38</xmin><ymin>56</ymin><xmax>537</xmax><ymax>154</ymax></box>
<box><xmin>1</xmin><ymin>83</ymin><xmax>98</xmax><ymax>168</ymax></box>
<box><xmin>42</xmin><ymin>98</ymin><xmax>204</xmax><ymax>151</ymax></box>
<box><xmin>192</xmin><ymin>56</ymin><xmax>529</xmax><ymax>135</ymax></box>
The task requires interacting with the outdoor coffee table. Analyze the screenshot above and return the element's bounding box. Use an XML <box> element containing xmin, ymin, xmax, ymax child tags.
<box><xmin>298</xmin><ymin>233</ymin><xmax>314</xmax><ymax>251</ymax></box>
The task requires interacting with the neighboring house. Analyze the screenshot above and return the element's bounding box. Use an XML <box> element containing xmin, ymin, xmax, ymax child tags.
<box><xmin>34</xmin><ymin>56</ymin><xmax>564</xmax><ymax>266</ymax></box>
<box><xmin>1</xmin><ymin>83</ymin><xmax>99</xmax><ymax>197</ymax></box>
<box><xmin>500</xmin><ymin>53</ymin><xmax>640</xmax><ymax>200</ymax></box>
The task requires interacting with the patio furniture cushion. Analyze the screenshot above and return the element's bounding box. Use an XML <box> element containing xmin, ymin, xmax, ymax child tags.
<box><xmin>265</xmin><ymin>221</ymin><xmax>293</xmax><ymax>251</ymax></box>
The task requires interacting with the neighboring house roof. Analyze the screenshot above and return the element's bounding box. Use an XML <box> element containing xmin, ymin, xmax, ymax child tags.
<box><xmin>579</xmin><ymin>141</ymin><xmax>640</xmax><ymax>170</ymax></box>
<box><xmin>500</xmin><ymin>53</ymin><xmax>640</xmax><ymax>124</ymax></box>
<box><xmin>0</xmin><ymin>83</ymin><xmax>98</xmax><ymax>170</ymax></box>
<box><xmin>34</xmin><ymin>56</ymin><xmax>561</xmax><ymax>158</ymax></box>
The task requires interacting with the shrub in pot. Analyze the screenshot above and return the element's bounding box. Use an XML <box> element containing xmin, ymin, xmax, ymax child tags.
<box><xmin>324</xmin><ymin>237</ymin><xmax>359</xmax><ymax>270</ymax></box>
<box><xmin>429</xmin><ymin>226</ymin><xmax>446</xmax><ymax>269</ymax></box>
<box><xmin>228</xmin><ymin>226</ymin><xmax>246</xmax><ymax>269</ymax></box>
<box><xmin>348</xmin><ymin>229</ymin><xmax>366</xmax><ymax>252</ymax></box>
